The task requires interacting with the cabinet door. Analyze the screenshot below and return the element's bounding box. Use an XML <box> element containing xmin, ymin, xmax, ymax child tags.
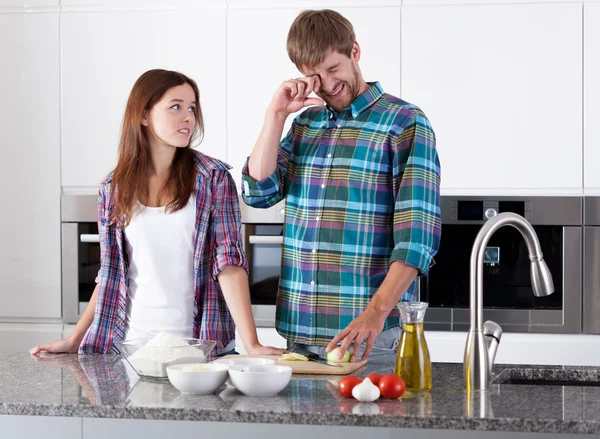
<box><xmin>402</xmin><ymin>3</ymin><xmax>582</xmax><ymax>193</ymax></box>
<box><xmin>61</xmin><ymin>8</ymin><xmax>227</xmax><ymax>189</ymax></box>
<box><xmin>0</xmin><ymin>323</ymin><xmax>62</xmax><ymax>352</ymax></box>
<box><xmin>0</xmin><ymin>416</ymin><xmax>80</xmax><ymax>439</ymax></box>
<box><xmin>226</xmin><ymin>6</ymin><xmax>401</xmax><ymax>189</ymax></box>
<box><xmin>0</xmin><ymin>13</ymin><xmax>61</xmax><ymax>318</ymax></box>
<box><xmin>584</xmin><ymin>3</ymin><xmax>600</xmax><ymax>192</ymax></box>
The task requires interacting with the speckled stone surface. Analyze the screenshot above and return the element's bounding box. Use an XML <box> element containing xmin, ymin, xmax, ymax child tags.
<box><xmin>2</xmin><ymin>352</ymin><xmax>600</xmax><ymax>434</ymax></box>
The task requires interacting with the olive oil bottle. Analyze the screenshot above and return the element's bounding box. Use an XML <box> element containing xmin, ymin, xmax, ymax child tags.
<box><xmin>395</xmin><ymin>303</ymin><xmax>432</xmax><ymax>392</ymax></box>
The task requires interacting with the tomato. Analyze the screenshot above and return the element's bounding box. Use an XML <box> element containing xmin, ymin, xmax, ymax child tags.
<box><xmin>378</xmin><ymin>374</ymin><xmax>406</xmax><ymax>399</ymax></box>
<box><xmin>366</xmin><ymin>373</ymin><xmax>383</xmax><ymax>386</ymax></box>
<box><xmin>338</xmin><ymin>376</ymin><xmax>363</xmax><ymax>399</ymax></box>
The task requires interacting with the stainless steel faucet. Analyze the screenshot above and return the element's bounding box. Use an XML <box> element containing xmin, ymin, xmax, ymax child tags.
<box><xmin>464</xmin><ymin>212</ymin><xmax>555</xmax><ymax>391</ymax></box>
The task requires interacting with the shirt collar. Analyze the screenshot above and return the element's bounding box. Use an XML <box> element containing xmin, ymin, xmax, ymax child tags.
<box><xmin>326</xmin><ymin>81</ymin><xmax>384</xmax><ymax>120</ymax></box>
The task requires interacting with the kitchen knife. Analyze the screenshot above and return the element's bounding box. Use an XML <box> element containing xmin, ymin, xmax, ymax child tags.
<box><xmin>289</xmin><ymin>346</ymin><xmax>343</xmax><ymax>368</ymax></box>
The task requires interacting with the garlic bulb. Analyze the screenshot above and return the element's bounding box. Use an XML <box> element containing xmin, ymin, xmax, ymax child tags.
<box><xmin>351</xmin><ymin>377</ymin><xmax>381</xmax><ymax>402</ymax></box>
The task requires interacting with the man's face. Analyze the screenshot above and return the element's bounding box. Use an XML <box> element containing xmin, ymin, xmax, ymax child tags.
<box><xmin>302</xmin><ymin>46</ymin><xmax>364</xmax><ymax>112</ymax></box>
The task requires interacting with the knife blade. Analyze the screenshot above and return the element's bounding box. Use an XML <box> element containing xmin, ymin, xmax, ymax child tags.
<box><xmin>289</xmin><ymin>346</ymin><xmax>343</xmax><ymax>367</ymax></box>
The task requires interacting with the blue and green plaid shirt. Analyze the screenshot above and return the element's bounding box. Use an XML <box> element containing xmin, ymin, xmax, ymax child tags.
<box><xmin>242</xmin><ymin>82</ymin><xmax>441</xmax><ymax>346</ymax></box>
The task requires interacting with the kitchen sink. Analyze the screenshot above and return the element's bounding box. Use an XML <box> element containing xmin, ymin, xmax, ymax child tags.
<box><xmin>493</xmin><ymin>366</ymin><xmax>600</xmax><ymax>387</ymax></box>
<box><xmin>498</xmin><ymin>378</ymin><xmax>600</xmax><ymax>387</ymax></box>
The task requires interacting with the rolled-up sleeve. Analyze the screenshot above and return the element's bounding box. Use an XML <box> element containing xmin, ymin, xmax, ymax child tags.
<box><xmin>241</xmin><ymin>122</ymin><xmax>295</xmax><ymax>208</ymax></box>
<box><xmin>390</xmin><ymin>113</ymin><xmax>442</xmax><ymax>275</ymax></box>
<box><xmin>212</xmin><ymin>170</ymin><xmax>249</xmax><ymax>279</ymax></box>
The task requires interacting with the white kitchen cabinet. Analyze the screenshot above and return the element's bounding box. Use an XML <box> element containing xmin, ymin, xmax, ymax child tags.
<box><xmin>0</xmin><ymin>13</ymin><xmax>62</xmax><ymax>319</ymax></box>
<box><xmin>60</xmin><ymin>0</ymin><xmax>223</xmax><ymax>8</ymax></box>
<box><xmin>226</xmin><ymin>6</ymin><xmax>401</xmax><ymax>189</ymax></box>
<box><xmin>426</xmin><ymin>331</ymin><xmax>600</xmax><ymax>366</ymax></box>
<box><xmin>0</xmin><ymin>416</ymin><xmax>80</xmax><ymax>439</ymax></box>
<box><xmin>62</xmin><ymin>324</ymin><xmax>77</xmax><ymax>339</ymax></box>
<box><xmin>0</xmin><ymin>323</ymin><xmax>62</xmax><ymax>352</ymax></box>
<box><xmin>60</xmin><ymin>8</ymin><xmax>227</xmax><ymax>190</ymax></box>
<box><xmin>402</xmin><ymin>3</ymin><xmax>582</xmax><ymax>194</ymax></box>
<box><xmin>82</xmin><ymin>418</ymin><xmax>579</xmax><ymax>439</ymax></box>
<box><xmin>403</xmin><ymin>0</ymin><xmax>589</xmax><ymax>5</ymax></box>
<box><xmin>0</xmin><ymin>0</ymin><xmax>58</xmax><ymax>8</ymax></box>
<box><xmin>584</xmin><ymin>3</ymin><xmax>600</xmax><ymax>193</ymax></box>
<box><xmin>235</xmin><ymin>327</ymin><xmax>287</xmax><ymax>354</ymax></box>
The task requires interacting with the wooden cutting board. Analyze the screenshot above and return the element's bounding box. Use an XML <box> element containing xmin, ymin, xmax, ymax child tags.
<box><xmin>218</xmin><ymin>354</ymin><xmax>367</xmax><ymax>375</ymax></box>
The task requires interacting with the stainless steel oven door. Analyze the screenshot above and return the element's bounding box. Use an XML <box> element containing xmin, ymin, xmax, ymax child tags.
<box><xmin>583</xmin><ymin>196</ymin><xmax>600</xmax><ymax>334</ymax></box>
<box><xmin>426</xmin><ymin>226</ymin><xmax>582</xmax><ymax>333</ymax></box>
<box><xmin>423</xmin><ymin>196</ymin><xmax>582</xmax><ymax>334</ymax></box>
<box><xmin>243</xmin><ymin>226</ymin><xmax>282</xmax><ymax>327</ymax></box>
<box><xmin>240</xmin><ymin>198</ymin><xmax>285</xmax><ymax>328</ymax></box>
<box><xmin>583</xmin><ymin>227</ymin><xmax>600</xmax><ymax>334</ymax></box>
<box><xmin>61</xmin><ymin>194</ymin><xmax>99</xmax><ymax>324</ymax></box>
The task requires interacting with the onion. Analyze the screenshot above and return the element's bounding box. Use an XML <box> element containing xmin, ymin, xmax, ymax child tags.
<box><xmin>326</xmin><ymin>347</ymin><xmax>351</xmax><ymax>363</ymax></box>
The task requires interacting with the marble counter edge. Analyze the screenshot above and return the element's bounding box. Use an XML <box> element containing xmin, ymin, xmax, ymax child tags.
<box><xmin>1</xmin><ymin>403</ymin><xmax>599</xmax><ymax>434</ymax></box>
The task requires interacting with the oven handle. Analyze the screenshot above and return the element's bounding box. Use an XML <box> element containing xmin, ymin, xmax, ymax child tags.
<box><xmin>80</xmin><ymin>234</ymin><xmax>100</xmax><ymax>243</ymax></box>
<box><xmin>248</xmin><ymin>235</ymin><xmax>283</xmax><ymax>245</ymax></box>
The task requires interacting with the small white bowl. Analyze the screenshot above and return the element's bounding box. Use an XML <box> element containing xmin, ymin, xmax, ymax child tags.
<box><xmin>166</xmin><ymin>363</ymin><xmax>229</xmax><ymax>395</ymax></box>
<box><xmin>228</xmin><ymin>365</ymin><xmax>292</xmax><ymax>397</ymax></box>
<box><xmin>213</xmin><ymin>357</ymin><xmax>275</xmax><ymax>367</ymax></box>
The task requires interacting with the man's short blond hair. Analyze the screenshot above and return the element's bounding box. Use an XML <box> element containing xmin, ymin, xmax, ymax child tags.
<box><xmin>286</xmin><ymin>9</ymin><xmax>356</xmax><ymax>71</ymax></box>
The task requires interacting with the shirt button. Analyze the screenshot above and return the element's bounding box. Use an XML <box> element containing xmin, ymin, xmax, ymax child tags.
<box><xmin>321</xmin><ymin>183</ymin><xmax>325</xmax><ymax>189</ymax></box>
<box><xmin>336</xmin><ymin>123</ymin><xmax>342</xmax><ymax>128</ymax></box>
<box><xmin>315</xmin><ymin>216</ymin><xmax>320</xmax><ymax>221</ymax></box>
<box><xmin>312</xmin><ymin>249</ymin><xmax>316</xmax><ymax>254</ymax></box>
<box><xmin>310</xmin><ymin>281</ymin><xmax>315</xmax><ymax>285</ymax></box>
<box><xmin>327</xmin><ymin>153</ymin><xmax>332</xmax><ymax>158</ymax></box>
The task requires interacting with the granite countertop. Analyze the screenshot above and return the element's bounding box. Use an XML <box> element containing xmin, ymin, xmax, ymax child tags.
<box><xmin>1</xmin><ymin>352</ymin><xmax>600</xmax><ymax>434</ymax></box>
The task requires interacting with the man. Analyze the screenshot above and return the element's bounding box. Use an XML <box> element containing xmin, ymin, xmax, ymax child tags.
<box><xmin>241</xmin><ymin>9</ymin><xmax>441</xmax><ymax>362</ymax></box>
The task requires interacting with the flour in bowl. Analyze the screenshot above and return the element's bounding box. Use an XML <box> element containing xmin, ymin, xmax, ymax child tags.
<box><xmin>127</xmin><ymin>332</ymin><xmax>206</xmax><ymax>378</ymax></box>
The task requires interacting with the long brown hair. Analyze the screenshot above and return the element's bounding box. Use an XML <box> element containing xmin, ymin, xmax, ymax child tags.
<box><xmin>110</xmin><ymin>69</ymin><xmax>204</xmax><ymax>227</ymax></box>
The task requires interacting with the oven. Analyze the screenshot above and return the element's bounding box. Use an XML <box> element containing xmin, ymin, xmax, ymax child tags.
<box><xmin>239</xmin><ymin>198</ymin><xmax>285</xmax><ymax>327</ymax></box>
<box><xmin>61</xmin><ymin>194</ymin><xmax>100</xmax><ymax>324</ymax></box>
<box><xmin>421</xmin><ymin>196</ymin><xmax>582</xmax><ymax>334</ymax></box>
<box><xmin>62</xmin><ymin>193</ymin><xmax>283</xmax><ymax>326</ymax></box>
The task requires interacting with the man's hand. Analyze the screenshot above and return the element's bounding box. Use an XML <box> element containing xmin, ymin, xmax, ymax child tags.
<box><xmin>326</xmin><ymin>306</ymin><xmax>388</xmax><ymax>362</ymax></box>
<box><xmin>268</xmin><ymin>76</ymin><xmax>325</xmax><ymax>117</ymax></box>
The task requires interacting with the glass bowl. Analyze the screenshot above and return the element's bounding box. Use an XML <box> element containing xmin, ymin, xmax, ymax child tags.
<box><xmin>115</xmin><ymin>338</ymin><xmax>216</xmax><ymax>379</ymax></box>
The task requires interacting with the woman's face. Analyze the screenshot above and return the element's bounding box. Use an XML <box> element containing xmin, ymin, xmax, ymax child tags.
<box><xmin>142</xmin><ymin>83</ymin><xmax>197</xmax><ymax>149</ymax></box>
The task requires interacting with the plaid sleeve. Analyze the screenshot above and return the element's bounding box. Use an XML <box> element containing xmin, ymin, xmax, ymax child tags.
<box><xmin>241</xmin><ymin>123</ymin><xmax>294</xmax><ymax>208</ymax></box>
<box><xmin>97</xmin><ymin>183</ymin><xmax>121</xmax><ymax>290</ymax></box>
<box><xmin>390</xmin><ymin>112</ymin><xmax>442</xmax><ymax>275</ymax></box>
<box><xmin>211</xmin><ymin>170</ymin><xmax>249</xmax><ymax>280</ymax></box>
<box><xmin>79</xmin><ymin>180</ymin><xmax>123</xmax><ymax>354</ymax></box>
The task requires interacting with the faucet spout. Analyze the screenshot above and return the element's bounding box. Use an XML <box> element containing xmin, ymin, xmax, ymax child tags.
<box><xmin>464</xmin><ymin>212</ymin><xmax>554</xmax><ymax>391</ymax></box>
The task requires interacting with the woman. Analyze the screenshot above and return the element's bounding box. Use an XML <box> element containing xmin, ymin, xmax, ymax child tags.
<box><xmin>31</xmin><ymin>69</ymin><xmax>283</xmax><ymax>357</ymax></box>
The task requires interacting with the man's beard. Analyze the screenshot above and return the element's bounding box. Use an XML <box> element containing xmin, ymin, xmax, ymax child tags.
<box><xmin>321</xmin><ymin>63</ymin><xmax>362</xmax><ymax>111</ymax></box>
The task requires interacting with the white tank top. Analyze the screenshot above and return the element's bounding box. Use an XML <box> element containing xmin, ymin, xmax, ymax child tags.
<box><xmin>123</xmin><ymin>195</ymin><xmax>196</xmax><ymax>341</ymax></box>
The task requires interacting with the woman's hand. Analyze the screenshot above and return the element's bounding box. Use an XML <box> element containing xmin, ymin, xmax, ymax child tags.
<box><xmin>245</xmin><ymin>343</ymin><xmax>287</xmax><ymax>356</ymax></box>
<box><xmin>30</xmin><ymin>336</ymin><xmax>80</xmax><ymax>355</ymax></box>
